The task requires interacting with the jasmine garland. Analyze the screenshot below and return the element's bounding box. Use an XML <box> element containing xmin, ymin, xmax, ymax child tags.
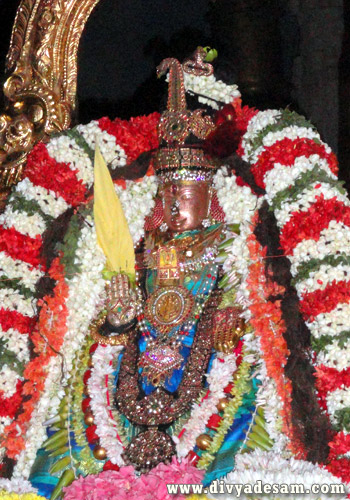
<box><xmin>0</xmin><ymin>68</ymin><xmax>349</xmax><ymax>494</ymax></box>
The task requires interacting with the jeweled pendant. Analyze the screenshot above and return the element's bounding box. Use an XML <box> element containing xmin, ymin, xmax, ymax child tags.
<box><xmin>123</xmin><ymin>428</ymin><xmax>175</xmax><ymax>472</ymax></box>
<box><xmin>139</xmin><ymin>344</ymin><xmax>183</xmax><ymax>386</ymax></box>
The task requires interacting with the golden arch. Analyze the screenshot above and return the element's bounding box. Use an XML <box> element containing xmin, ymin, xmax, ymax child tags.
<box><xmin>0</xmin><ymin>0</ymin><xmax>102</xmax><ymax>190</ymax></box>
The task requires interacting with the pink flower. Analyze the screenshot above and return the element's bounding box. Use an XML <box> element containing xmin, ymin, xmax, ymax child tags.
<box><xmin>149</xmin><ymin>456</ymin><xmax>204</xmax><ymax>500</ymax></box>
<box><xmin>63</xmin><ymin>467</ymin><xmax>135</xmax><ymax>500</ymax></box>
<box><xmin>63</xmin><ymin>458</ymin><xmax>204</xmax><ymax>500</ymax></box>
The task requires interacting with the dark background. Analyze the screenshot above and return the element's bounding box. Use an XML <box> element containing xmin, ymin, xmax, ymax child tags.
<box><xmin>0</xmin><ymin>0</ymin><xmax>349</xmax><ymax>183</ymax></box>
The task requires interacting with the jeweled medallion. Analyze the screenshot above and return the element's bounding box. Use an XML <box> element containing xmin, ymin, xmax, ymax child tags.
<box><xmin>144</xmin><ymin>285</ymin><xmax>194</xmax><ymax>333</ymax></box>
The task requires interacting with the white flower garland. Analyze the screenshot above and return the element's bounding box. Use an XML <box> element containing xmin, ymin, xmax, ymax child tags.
<box><xmin>296</xmin><ymin>263</ymin><xmax>350</xmax><ymax>296</ymax></box>
<box><xmin>264</xmin><ymin>155</ymin><xmax>336</xmax><ymax>204</ymax></box>
<box><xmin>64</xmin><ymin>221</ymin><xmax>105</xmax><ymax>363</ymax></box>
<box><xmin>244</xmin><ymin>333</ymin><xmax>289</xmax><ymax>453</ymax></box>
<box><xmin>216</xmin><ymin>450</ymin><xmax>347</xmax><ymax>500</ymax></box>
<box><xmin>183</xmin><ymin>72</ymin><xmax>241</xmax><ymax>110</ymax></box>
<box><xmin>0</xmin><ymin>288</ymin><xmax>36</xmax><ymax>317</ymax></box>
<box><xmin>0</xmin><ymin>366</ymin><xmax>21</xmax><ymax>398</ymax></box>
<box><xmin>0</xmin><ymin>252</ymin><xmax>44</xmax><ymax>292</ymax></box>
<box><xmin>115</xmin><ymin>176</ymin><xmax>158</xmax><ymax>244</ymax></box>
<box><xmin>0</xmin><ymin>477</ymin><xmax>38</xmax><ymax>494</ymax></box>
<box><xmin>220</xmin><ymin>204</ymin><xmax>263</xmax><ymax>321</ymax></box>
<box><xmin>0</xmin><ymin>327</ymin><xmax>30</xmax><ymax>363</ymax></box>
<box><xmin>326</xmin><ymin>388</ymin><xmax>350</xmax><ymax>427</ymax></box>
<box><xmin>318</xmin><ymin>342</ymin><xmax>350</xmax><ymax>371</ymax></box>
<box><xmin>16</xmin><ymin>178</ymin><xmax>69</xmax><ymax>219</ymax></box>
<box><xmin>88</xmin><ymin>344</ymin><xmax>125</xmax><ymax>465</ymax></box>
<box><xmin>213</xmin><ymin>167</ymin><xmax>258</xmax><ymax>226</ymax></box>
<box><xmin>255</xmin><ymin>371</ymin><xmax>289</xmax><ymax>453</ymax></box>
<box><xmin>46</xmin><ymin>134</ymin><xmax>93</xmax><ymax>187</ymax></box>
<box><xmin>77</xmin><ymin>121</ymin><xmax>127</xmax><ymax>169</ymax></box>
<box><xmin>13</xmin><ymin>221</ymin><xmax>106</xmax><ymax>478</ymax></box>
<box><xmin>289</xmin><ymin>220</ymin><xmax>350</xmax><ymax>276</ymax></box>
<box><xmin>0</xmin><ymin>207</ymin><xmax>46</xmax><ymax>239</ymax></box>
<box><xmin>306</xmin><ymin>302</ymin><xmax>350</xmax><ymax>340</ymax></box>
<box><xmin>274</xmin><ymin>182</ymin><xmax>350</xmax><ymax>229</ymax></box>
<box><xmin>244</xmin><ymin>125</ymin><xmax>321</xmax><ymax>164</ymax></box>
<box><xmin>175</xmin><ymin>353</ymin><xmax>238</xmax><ymax>458</ymax></box>
<box><xmin>241</xmin><ymin>110</ymin><xmax>281</xmax><ymax>161</ymax></box>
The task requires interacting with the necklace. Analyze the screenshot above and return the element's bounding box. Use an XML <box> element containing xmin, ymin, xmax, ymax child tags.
<box><xmin>138</xmin><ymin>263</ymin><xmax>218</xmax><ymax>386</ymax></box>
<box><xmin>134</xmin><ymin>225</ymin><xmax>224</xmax><ymax>388</ymax></box>
<box><xmin>144</xmin><ymin>224</ymin><xmax>224</xmax><ymax>277</ymax></box>
<box><xmin>114</xmin><ymin>225</ymin><xmax>225</xmax><ymax>470</ymax></box>
<box><xmin>114</xmin><ymin>287</ymin><xmax>222</xmax><ymax>472</ymax></box>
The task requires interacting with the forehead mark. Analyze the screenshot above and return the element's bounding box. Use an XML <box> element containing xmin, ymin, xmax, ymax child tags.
<box><xmin>162</xmin><ymin>182</ymin><xmax>209</xmax><ymax>196</ymax></box>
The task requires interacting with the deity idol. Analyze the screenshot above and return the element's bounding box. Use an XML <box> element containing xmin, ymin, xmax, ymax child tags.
<box><xmin>95</xmin><ymin>56</ymin><xmax>247</xmax><ymax>473</ymax></box>
<box><xmin>0</xmin><ymin>49</ymin><xmax>349</xmax><ymax>500</ymax></box>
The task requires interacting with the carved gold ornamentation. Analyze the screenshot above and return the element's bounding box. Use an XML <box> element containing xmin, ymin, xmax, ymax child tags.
<box><xmin>0</xmin><ymin>0</ymin><xmax>102</xmax><ymax>192</ymax></box>
<box><xmin>212</xmin><ymin>307</ymin><xmax>246</xmax><ymax>354</ymax></box>
<box><xmin>154</xmin><ymin>54</ymin><xmax>216</xmax><ymax>175</ymax></box>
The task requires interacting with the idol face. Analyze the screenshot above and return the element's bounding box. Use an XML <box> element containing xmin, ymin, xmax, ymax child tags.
<box><xmin>161</xmin><ymin>181</ymin><xmax>211</xmax><ymax>232</ymax></box>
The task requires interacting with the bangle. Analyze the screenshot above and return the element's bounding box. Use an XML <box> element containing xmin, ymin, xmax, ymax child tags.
<box><xmin>89</xmin><ymin>313</ymin><xmax>131</xmax><ymax>346</ymax></box>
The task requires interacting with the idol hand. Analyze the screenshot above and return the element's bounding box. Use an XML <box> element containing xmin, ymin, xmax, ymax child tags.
<box><xmin>106</xmin><ymin>274</ymin><xmax>138</xmax><ymax>327</ymax></box>
<box><xmin>212</xmin><ymin>307</ymin><xmax>246</xmax><ymax>354</ymax></box>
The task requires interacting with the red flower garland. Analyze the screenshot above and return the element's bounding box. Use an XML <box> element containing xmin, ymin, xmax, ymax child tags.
<box><xmin>280</xmin><ymin>196</ymin><xmax>350</xmax><ymax>255</ymax></box>
<box><xmin>1</xmin><ymin>256</ymin><xmax>69</xmax><ymax>459</ymax></box>
<box><xmin>25</xmin><ymin>143</ymin><xmax>87</xmax><ymax>207</ymax></box>
<box><xmin>326</xmin><ymin>457</ymin><xmax>350</xmax><ymax>487</ymax></box>
<box><xmin>98</xmin><ymin>113</ymin><xmax>160</xmax><ymax>164</ymax></box>
<box><xmin>328</xmin><ymin>432</ymin><xmax>350</xmax><ymax>460</ymax></box>
<box><xmin>0</xmin><ymin>309</ymin><xmax>36</xmax><ymax>334</ymax></box>
<box><xmin>250</xmin><ymin>137</ymin><xmax>338</xmax><ymax>190</ymax></box>
<box><xmin>316</xmin><ymin>365</ymin><xmax>350</xmax><ymax>397</ymax></box>
<box><xmin>0</xmin><ymin>225</ymin><xmax>45</xmax><ymax>270</ymax></box>
<box><xmin>0</xmin><ymin>380</ymin><xmax>24</xmax><ymax>419</ymax></box>
<box><xmin>300</xmin><ymin>280</ymin><xmax>350</xmax><ymax>322</ymax></box>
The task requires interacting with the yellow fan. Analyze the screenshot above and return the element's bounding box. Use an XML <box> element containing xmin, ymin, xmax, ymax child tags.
<box><xmin>93</xmin><ymin>143</ymin><xmax>135</xmax><ymax>279</ymax></box>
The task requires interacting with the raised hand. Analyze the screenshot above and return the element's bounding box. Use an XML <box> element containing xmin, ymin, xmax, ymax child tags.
<box><xmin>106</xmin><ymin>274</ymin><xmax>138</xmax><ymax>327</ymax></box>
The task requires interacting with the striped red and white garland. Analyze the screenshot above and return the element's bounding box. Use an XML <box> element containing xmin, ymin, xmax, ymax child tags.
<box><xmin>0</xmin><ymin>92</ymin><xmax>349</xmax><ymax>485</ymax></box>
<box><xmin>0</xmin><ymin>115</ymin><xmax>159</xmax><ymax>473</ymax></box>
<box><xmin>238</xmin><ymin>108</ymin><xmax>350</xmax><ymax>480</ymax></box>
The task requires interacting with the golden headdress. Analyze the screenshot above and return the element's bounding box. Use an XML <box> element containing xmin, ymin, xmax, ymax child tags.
<box><xmin>154</xmin><ymin>48</ymin><xmax>219</xmax><ymax>182</ymax></box>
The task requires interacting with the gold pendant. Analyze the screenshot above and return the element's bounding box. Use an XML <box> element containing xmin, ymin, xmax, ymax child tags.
<box><xmin>144</xmin><ymin>285</ymin><xmax>194</xmax><ymax>333</ymax></box>
<box><xmin>139</xmin><ymin>343</ymin><xmax>183</xmax><ymax>386</ymax></box>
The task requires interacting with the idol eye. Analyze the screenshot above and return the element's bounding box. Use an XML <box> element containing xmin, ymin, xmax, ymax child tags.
<box><xmin>181</xmin><ymin>193</ymin><xmax>193</xmax><ymax>201</ymax></box>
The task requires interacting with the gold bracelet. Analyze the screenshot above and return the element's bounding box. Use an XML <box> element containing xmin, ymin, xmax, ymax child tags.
<box><xmin>89</xmin><ymin>313</ymin><xmax>130</xmax><ymax>346</ymax></box>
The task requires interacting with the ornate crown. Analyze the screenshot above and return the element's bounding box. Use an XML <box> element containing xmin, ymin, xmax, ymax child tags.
<box><xmin>154</xmin><ymin>49</ymin><xmax>218</xmax><ymax>181</ymax></box>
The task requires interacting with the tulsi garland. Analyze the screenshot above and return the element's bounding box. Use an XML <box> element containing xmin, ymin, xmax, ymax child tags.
<box><xmin>69</xmin><ymin>338</ymin><xmax>102</xmax><ymax>476</ymax></box>
<box><xmin>196</xmin><ymin>356</ymin><xmax>253</xmax><ymax>470</ymax></box>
